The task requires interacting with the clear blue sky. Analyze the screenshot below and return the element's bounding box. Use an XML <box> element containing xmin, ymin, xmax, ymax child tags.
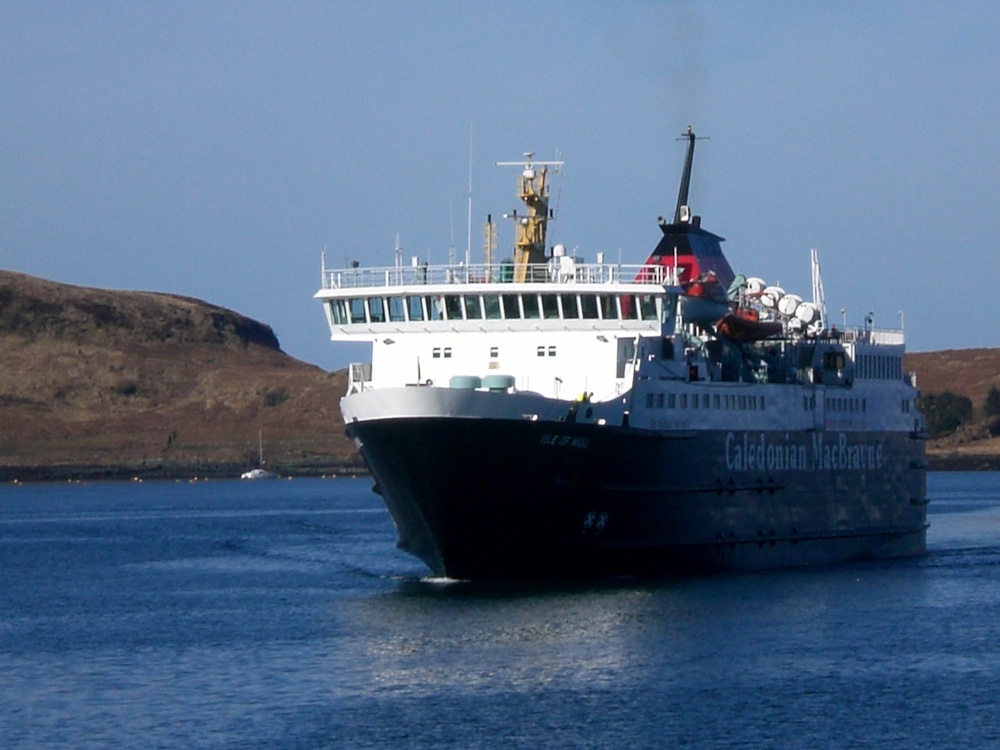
<box><xmin>2</xmin><ymin>1</ymin><xmax>998</xmax><ymax>370</ymax></box>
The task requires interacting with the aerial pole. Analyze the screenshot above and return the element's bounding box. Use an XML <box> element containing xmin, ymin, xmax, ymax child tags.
<box><xmin>466</xmin><ymin>123</ymin><xmax>473</xmax><ymax>270</ymax></box>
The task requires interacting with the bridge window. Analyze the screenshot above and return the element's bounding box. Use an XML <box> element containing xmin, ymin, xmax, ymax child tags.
<box><xmin>522</xmin><ymin>294</ymin><xmax>541</xmax><ymax>319</ymax></box>
<box><xmin>501</xmin><ymin>294</ymin><xmax>521</xmax><ymax>319</ymax></box>
<box><xmin>483</xmin><ymin>295</ymin><xmax>501</xmax><ymax>320</ymax></box>
<box><xmin>541</xmin><ymin>294</ymin><xmax>560</xmax><ymax>319</ymax></box>
<box><xmin>406</xmin><ymin>295</ymin><xmax>425</xmax><ymax>321</ymax></box>
<box><xmin>599</xmin><ymin>295</ymin><xmax>619</xmax><ymax>320</ymax></box>
<box><xmin>560</xmin><ymin>294</ymin><xmax>580</xmax><ymax>319</ymax></box>
<box><xmin>330</xmin><ymin>299</ymin><xmax>348</xmax><ymax>325</ymax></box>
<box><xmin>444</xmin><ymin>295</ymin><xmax>463</xmax><ymax>320</ymax></box>
<box><xmin>388</xmin><ymin>296</ymin><xmax>406</xmax><ymax>322</ymax></box>
<box><xmin>348</xmin><ymin>298</ymin><xmax>366</xmax><ymax>324</ymax></box>
<box><xmin>463</xmin><ymin>295</ymin><xmax>483</xmax><ymax>320</ymax></box>
<box><xmin>581</xmin><ymin>294</ymin><xmax>599</xmax><ymax>319</ymax></box>
<box><xmin>425</xmin><ymin>295</ymin><xmax>443</xmax><ymax>321</ymax></box>
<box><xmin>638</xmin><ymin>294</ymin><xmax>658</xmax><ymax>321</ymax></box>
<box><xmin>368</xmin><ymin>297</ymin><xmax>385</xmax><ymax>323</ymax></box>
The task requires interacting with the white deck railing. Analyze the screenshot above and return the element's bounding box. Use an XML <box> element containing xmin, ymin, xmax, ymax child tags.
<box><xmin>838</xmin><ymin>327</ymin><xmax>905</xmax><ymax>346</ymax></box>
<box><xmin>321</xmin><ymin>261</ymin><xmax>675</xmax><ymax>291</ymax></box>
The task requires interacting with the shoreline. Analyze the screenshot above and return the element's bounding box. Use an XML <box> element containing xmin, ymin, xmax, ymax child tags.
<box><xmin>1</xmin><ymin>454</ymin><xmax>995</xmax><ymax>484</ymax></box>
<box><xmin>0</xmin><ymin>461</ymin><xmax>370</xmax><ymax>483</ymax></box>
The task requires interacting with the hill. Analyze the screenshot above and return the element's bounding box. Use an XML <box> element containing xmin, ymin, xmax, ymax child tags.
<box><xmin>905</xmin><ymin>348</ymin><xmax>1000</xmax><ymax>469</ymax></box>
<box><xmin>0</xmin><ymin>270</ymin><xmax>359</xmax><ymax>480</ymax></box>
<box><xmin>904</xmin><ymin>349</ymin><xmax>1000</xmax><ymax>408</ymax></box>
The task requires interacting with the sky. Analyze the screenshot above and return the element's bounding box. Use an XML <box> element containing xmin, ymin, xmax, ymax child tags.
<box><xmin>2</xmin><ymin>1</ymin><xmax>999</xmax><ymax>371</ymax></box>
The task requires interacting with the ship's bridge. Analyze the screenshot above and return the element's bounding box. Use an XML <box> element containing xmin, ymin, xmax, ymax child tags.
<box><xmin>315</xmin><ymin>258</ymin><xmax>680</xmax><ymax>399</ymax></box>
<box><xmin>315</xmin><ymin>260</ymin><xmax>675</xmax><ymax>338</ymax></box>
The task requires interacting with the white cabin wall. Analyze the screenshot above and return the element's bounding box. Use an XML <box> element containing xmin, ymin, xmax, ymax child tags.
<box><xmin>368</xmin><ymin>331</ymin><xmax>622</xmax><ymax>400</ymax></box>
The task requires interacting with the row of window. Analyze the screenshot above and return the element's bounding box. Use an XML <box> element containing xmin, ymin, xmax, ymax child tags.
<box><xmin>803</xmin><ymin>395</ymin><xmax>869</xmax><ymax>413</ymax></box>
<box><xmin>330</xmin><ymin>292</ymin><xmax>660</xmax><ymax>325</ymax></box>
<box><xmin>856</xmin><ymin>353</ymin><xmax>902</xmax><ymax>380</ymax></box>
<box><xmin>645</xmin><ymin>392</ymin><xmax>766</xmax><ymax>411</ymax></box>
<box><xmin>825</xmin><ymin>396</ymin><xmax>867</xmax><ymax>413</ymax></box>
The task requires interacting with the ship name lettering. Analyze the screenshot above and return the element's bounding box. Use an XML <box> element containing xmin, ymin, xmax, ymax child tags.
<box><xmin>726</xmin><ymin>432</ymin><xmax>807</xmax><ymax>472</ymax></box>
<box><xmin>811</xmin><ymin>433</ymin><xmax>883</xmax><ymax>470</ymax></box>
<box><xmin>539</xmin><ymin>434</ymin><xmax>590</xmax><ymax>450</ymax></box>
<box><xmin>725</xmin><ymin>432</ymin><xmax>883</xmax><ymax>472</ymax></box>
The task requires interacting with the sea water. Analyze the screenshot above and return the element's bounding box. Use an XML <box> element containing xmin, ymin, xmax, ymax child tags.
<box><xmin>0</xmin><ymin>473</ymin><xmax>998</xmax><ymax>749</ymax></box>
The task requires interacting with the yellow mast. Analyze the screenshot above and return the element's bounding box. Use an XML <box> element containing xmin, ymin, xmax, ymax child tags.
<box><xmin>497</xmin><ymin>153</ymin><xmax>563</xmax><ymax>282</ymax></box>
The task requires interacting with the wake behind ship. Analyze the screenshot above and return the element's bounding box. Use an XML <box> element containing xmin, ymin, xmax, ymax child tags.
<box><xmin>315</xmin><ymin>129</ymin><xmax>928</xmax><ymax>580</ymax></box>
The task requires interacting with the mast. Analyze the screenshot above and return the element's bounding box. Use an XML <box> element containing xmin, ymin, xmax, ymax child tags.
<box><xmin>484</xmin><ymin>213</ymin><xmax>497</xmax><ymax>278</ymax></box>
<box><xmin>498</xmin><ymin>153</ymin><xmax>563</xmax><ymax>282</ymax></box>
<box><xmin>811</xmin><ymin>248</ymin><xmax>828</xmax><ymax>330</ymax></box>
<box><xmin>673</xmin><ymin>126</ymin><xmax>702</xmax><ymax>224</ymax></box>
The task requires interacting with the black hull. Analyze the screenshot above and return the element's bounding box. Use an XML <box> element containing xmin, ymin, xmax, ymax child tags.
<box><xmin>348</xmin><ymin>417</ymin><xmax>928</xmax><ymax>580</ymax></box>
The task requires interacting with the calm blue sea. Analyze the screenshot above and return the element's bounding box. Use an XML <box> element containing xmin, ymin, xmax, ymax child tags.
<box><xmin>1</xmin><ymin>473</ymin><xmax>998</xmax><ymax>749</ymax></box>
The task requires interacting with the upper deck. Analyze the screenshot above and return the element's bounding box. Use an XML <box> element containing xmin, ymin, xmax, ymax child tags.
<box><xmin>318</xmin><ymin>259</ymin><xmax>675</xmax><ymax>294</ymax></box>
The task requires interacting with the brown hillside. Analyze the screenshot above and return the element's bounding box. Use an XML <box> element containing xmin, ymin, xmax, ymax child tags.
<box><xmin>0</xmin><ymin>270</ymin><xmax>358</xmax><ymax>479</ymax></box>
<box><xmin>905</xmin><ymin>349</ymin><xmax>1000</xmax><ymax>409</ymax></box>
<box><xmin>905</xmin><ymin>348</ymin><xmax>1000</xmax><ymax>469</ymax></box>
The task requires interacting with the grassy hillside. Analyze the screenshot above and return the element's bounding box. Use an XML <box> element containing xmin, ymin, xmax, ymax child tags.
<box><xmin>0</xmin><ymin>270</ymin><xmax>359</xmax><ymax>480</ymax></box>
<box><xmin>905</xmin><ymin>349</ymin><xmax>1000</xmax><ymax>410</ymax></box>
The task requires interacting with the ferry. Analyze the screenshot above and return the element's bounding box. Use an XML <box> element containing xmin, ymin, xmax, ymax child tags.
<box><xmin>315</xmin><ymin>128</ymin><xmax>928</xmax><ymax>579</ymax></box>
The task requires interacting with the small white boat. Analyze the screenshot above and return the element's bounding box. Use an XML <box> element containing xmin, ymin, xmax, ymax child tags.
<box><xmin>241</xmin><ymin>431</ymin><xmax>277</xmax><ymax>479</ymax></box>
<box><xmin>240</xmin><ymin>468</ymin><xmax>276</xmax><ymax>480</ymax></box>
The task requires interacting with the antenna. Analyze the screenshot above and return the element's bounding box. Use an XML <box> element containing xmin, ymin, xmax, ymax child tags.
<box><xmin>449</xmin><ymin>210</ymin><xmax>456</xmax><ymax>266</ymax></box>
<box><xmin>466</xmin><ymin>123</ymin><xmax>473</xmax><ymax>269</ymax></box>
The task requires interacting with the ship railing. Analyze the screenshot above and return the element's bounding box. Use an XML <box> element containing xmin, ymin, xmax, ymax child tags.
<box><xmin>320</xmin><ymin>261</ymin><xmax>670</xmax><ymax>290</ymax></box>
<box><xmin>837</xmin><ymin>327</ymin><xmax>905</xmax><ymax>346</ymax></box>
<box><xmin>347</xmin><ymin>362</ymin><xmax>372</xmax><ymax>394</ymax></box>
